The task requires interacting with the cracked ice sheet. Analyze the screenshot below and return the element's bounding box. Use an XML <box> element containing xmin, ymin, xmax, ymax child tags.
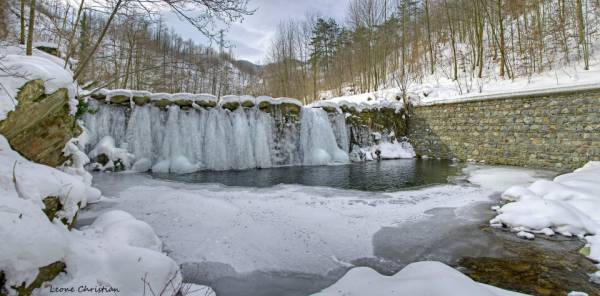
<box><xmin>84</xmin><ymin>166</ymin><xmax>551</xmax><ymax>276</ymax></box>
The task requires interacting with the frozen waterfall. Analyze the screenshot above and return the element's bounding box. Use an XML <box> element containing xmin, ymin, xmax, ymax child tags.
<box><xmin>83</xmin><ymin>102</ymin><xmax>350</xmax><ymax>173</ymax></box>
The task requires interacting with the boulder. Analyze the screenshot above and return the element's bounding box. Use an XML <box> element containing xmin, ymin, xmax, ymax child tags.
<box><xmin>132</xmin><ymin>96</ymin><xmax>150</xmax><ymax>106</ymax></box>
<box><xmin>0</xmin><ymin>80</ymin><xmax>81</xmax><ymax>167</ymax></box>
<box><xmin>222</xmin><ymin>102</ymin><xmax>240</xmax><ymax>111</ymax></box>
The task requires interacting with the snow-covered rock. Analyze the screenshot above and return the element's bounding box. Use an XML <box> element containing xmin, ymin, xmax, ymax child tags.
<box><xmin>490</xmin><ymin>162</ymin><xmax>600</xmax><ymax>274</ymax></box>
<box><xmin>88</xmin><ymin>136</ymin><xmax>134</xmax><ymax>171</ymax></box>
<box><xmin>0</xmin><ymin>45</ymin><xmax>78</xmax><ymax>121</ymax></box>
<box><xmin>312</xmin><ymin>261</ymin><xmax>526</xmax><ymax>296</ymax></box>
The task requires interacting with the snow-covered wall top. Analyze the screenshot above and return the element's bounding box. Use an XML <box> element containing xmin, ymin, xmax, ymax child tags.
<box><xmin>88</xmin><ymin>88</ymin><xmax>405</xmax><ymax>112</ymax></box>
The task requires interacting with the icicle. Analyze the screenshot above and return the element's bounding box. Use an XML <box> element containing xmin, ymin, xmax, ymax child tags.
<box><xmin>84</xmin><ymin>103</ymin><xmax>349</xmax><ymax>173</ymax></box>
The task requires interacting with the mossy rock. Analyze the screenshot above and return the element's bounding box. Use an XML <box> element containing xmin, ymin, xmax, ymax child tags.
<box><xmin>35</xmin><ymin>46</ymin><xmax>60</xmax><ymax>57</ymax></box>
<box><xmin>280</xmin><ymin>103</ymin><xmax>301</xmax><ymax>115</ymax></box>
<box><xmin>340</xmin><ymin>105</ymin><xmax>358</xmax><ymax>114</ymax></box>
<box><xmin>0</xmin><ymin>80</ymin><xmax>81</xmax><ymax>167</ymax></box>
<box><xmin>222</xmin><ymin>102</ymin><xmax>240</xmax><ymax>111</ymax></box>
<box><xmin>42</xmin><ymin>196</ymin><xmax>61</xmax><ymax>222</ymax></box>
<box><xmin>90</xmin><ymin>92</ymin><xmax>106</xmax><ymax>101</ymax></box>
<box><xmin>109</xmin><ymin>95</ymin><xmax>130</xmax><ymax>105</ymax></box>
<box><xmin>258</xmin><ymin>101</ymin><xmax>271</xmax><ymax>113</ymax></box>
<box><xmin>321</xmin><ymin>106</ymin><xmax>337</xmax><ymax>113</ymax></box>
<box><xmin>42</xmin><ymin>197</ymin><xmax>78</xmax><ymax>229</ymax></box>
<box><xmin>196</xmin><ymin>101</ymin><xmax>217</xmax><ymax>109</ymax></box>
<box><xmin>241</xmin><ymin>100</ymin><xmax>255</xmax><ymax>108</ymax></box>
<box><xmin>174</xmin><ymin>99</ymin><xmax>193</xmax><ymax>108</ymax></box>
<box><xmin>96</xmin><ymin>154</ymin><xmax>109</xmax><ymax>166</ymax></box>
<box><xmin>132</xmin><ymin>96</ymin><xmax>150</xmax><ymax>106</ymax></box>
<box><xmin>12</xmin><ymin>261</ymin><xmax>66</xmax><ymax>296</ymax></box>
<box><xmin>345</xmin><ymin>107</ymin><xmax>406</xmax><ymax>138</ymax></box>
<box><xmin>152</xmin><ymin>99</ymin><xmax>172</xmax><ymax>109</ymax></box>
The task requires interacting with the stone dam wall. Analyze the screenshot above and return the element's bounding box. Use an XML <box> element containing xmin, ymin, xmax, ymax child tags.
<box><xmin>408</xmin><ymin>87</ymin><xmax>600</xmax><ymax>171</ymax></box>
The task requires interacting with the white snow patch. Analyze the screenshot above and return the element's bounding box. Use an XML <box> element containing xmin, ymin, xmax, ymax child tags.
<box><xmin>490</xmin><ymin>162</ymin><xmax>600</xmax><ymax>278</ymax></box>
<box><xmin>88</xmin><ymin>136</ymin><xmax>134</xmax><ymax>171</ymax></box>
<box><xmin>311</xmin><ymin>261</ymin><xmax>526</xmax><ymax>296</ymax></box>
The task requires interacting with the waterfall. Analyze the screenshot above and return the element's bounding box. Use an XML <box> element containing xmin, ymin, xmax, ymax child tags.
<box><xmin>83</xmin><ymin>101</ymin><xmax>350</xmax><ymax>173</ymax></box>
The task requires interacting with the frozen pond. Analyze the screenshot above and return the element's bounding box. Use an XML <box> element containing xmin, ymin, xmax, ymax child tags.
<box><xmin>83</xmin><ymin>162</ymin><xmax>555</xmax><ymax>296</ymax></box>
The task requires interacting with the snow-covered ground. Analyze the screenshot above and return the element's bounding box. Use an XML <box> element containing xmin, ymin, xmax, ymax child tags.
<box><xmin>326</xmin><ymin>55</ymin><xmax>600</xmax><ymax>107</ymax></box>
<box><xmin>83</xmin><ymin>164</ymin><xmax>555</xmax><ymax>295</ymax></box>
<box><xmin>0</xmin><ymin>133</ymin><xmax>187</xmax><ymax>295</ymax></box>
<box><xmin>490</xmin><ymin>161</ymin><xmax>600</xmax><ymax>283</ymax></box>
<box><xmin>312</xmin><ymin>261</ymin><xmax>527</xmax><ymax>296</ymax></box>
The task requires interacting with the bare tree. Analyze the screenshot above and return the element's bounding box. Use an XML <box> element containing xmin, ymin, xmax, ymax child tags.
<box><xmin>26</xmin><ymin>0</ymin><xmax>36</xmax><ymax>55</ymax></box>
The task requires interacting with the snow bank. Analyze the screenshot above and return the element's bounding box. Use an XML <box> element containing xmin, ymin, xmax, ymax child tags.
<box><xmin>181</xmin><ymin>284</ymin><xmax>216</xmax><ymax>296</ymax></box>
<box><xmin>0</xmin><ymin>45</ymin><xmax>78</xmax><ymax>121</ymax></box>
<box><xmin>466</xmin><ymin>166</ymin><xmax>555</xmax><ymax>192</ymax></box>
<box><xmin>53</xmin><ymin>210</ymin><xmax>180</xmax><ymax>296</ymax></box>
<box><xmin>1</xmin><ymin>134</ymin><xmax>182</xmax><ymax>294</ymax></box>
<box><xmin>0</xmin><ymin>134</ymin><xmax>92</xmax><ymax>288</ymax></box>
<box><xmin>377</xmin><ymin>141</ymin><xmax>416</xmax><ymax>159</ymax></box>
<box><xmin>349</xmin><ymin>141</ymin><xmax>415</xmax><ymax>162</ymax></box>
<box><xmin>89</xmin><ymin>136</ymin><xmax>134</xmax><ymax>171</ymax></box>
<box><xmin>490</xmin><ymin>162</ymin><xmax>600</xmax><ymax>265</ymax></box>
<box><xmin>312</xmin><ymin>261</ymin><xmax>526</xmax><ymax>296</ymax></box>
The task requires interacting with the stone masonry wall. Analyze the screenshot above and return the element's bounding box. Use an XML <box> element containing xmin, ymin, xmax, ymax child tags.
<box><xmin>408</xmin><ymin>88</ymin><xmax>600</xmax><ymax>171</ymax></box>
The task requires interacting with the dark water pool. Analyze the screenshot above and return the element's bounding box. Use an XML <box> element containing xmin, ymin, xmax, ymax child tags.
<box><xmin>151</xmin><ymin>159</ymin><xmax>463</xmax><ymax>191</ymax></box>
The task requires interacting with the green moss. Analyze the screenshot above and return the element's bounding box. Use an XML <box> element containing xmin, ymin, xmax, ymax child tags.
<box><xmin>132</xmin><ymin>96</ymin><xmax>150</xmax><ymax>106</ymax></box>
<box><xmin>196</xmin><ymin>100</ymin><xmax>217</xmax><ymax>109</ymax></box>
<box><xmin>222</xmin><ymin>102</ymin><xmax>240</xmax><ymax>111</ymax></box>
<box><xmin>321</xmin><ymin>106</ymin><xmax>338</xmax><ymax>113</ymax></box>
<box><xmin>0</xmin><ymin>81</ymin><xmax>80</xmax><ymax>167</ymax></box>
<box><xmin>174</xmin><ymin>99</ymin><xmax>193</xmax><ymax>108</ymax></box>
<box><xmin>152</xmin><ymin>99</ymin><xmax>172</xmax><ymax>109</ymax></box>
<box><xmin>340</xmin><ymin>105</ymin><xmax>357</xmax><ymax>114</ymax></box>
<box><xmin>109</xmin><ymin>95</ymin><xmax>130</xmax><ymax>104</ymax></box>
<box><xmin>13</xmin><ymin>261</ymin><xmax>66</xmax><ymax>296</ymax></box>
<box><xmin>241</xmin><ymin>100</ymin><xmax>255</xmax><ymax>108</ymax></box>
<box><xmin>281</xmin><ymin>103</ymin><xmax>300</xmax><ymax>115</ymax></box>
<box><xmin>90</xmin><ymin>93</ymin><xmax>106</xmax><ymax>101</ymax></box>
<box><xmin>258</xmin><ymin>101</ymin><xmax>271</xmax><ymax>113</ymax></box>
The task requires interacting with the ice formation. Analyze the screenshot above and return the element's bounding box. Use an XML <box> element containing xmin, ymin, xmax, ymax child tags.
<box><xmin>83</xmin><ymin>102</ymin><xmax>351</xmax><ymax>172</ymax></box>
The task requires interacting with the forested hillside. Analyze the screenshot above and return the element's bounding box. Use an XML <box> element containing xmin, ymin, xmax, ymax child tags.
<box><xmin>259</xmin><ymin>0</ymin><xmax>600</xmax><ymax>103</ymax></box>
<box><xmin>3</xmin><ymin>0</ymin><xmax>258</xmax><ymax>96</ymax></box>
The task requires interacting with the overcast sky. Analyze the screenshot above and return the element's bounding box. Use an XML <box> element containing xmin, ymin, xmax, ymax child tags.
<box><xmin>164</xmin><ymin>0</ymin><xmax>351</xmax><ymax>64</ymax></box>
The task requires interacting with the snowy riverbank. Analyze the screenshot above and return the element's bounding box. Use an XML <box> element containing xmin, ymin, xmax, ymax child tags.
<box><xmin>81</xmin><ymin>164</ymin><xmax>556</xmax><ymax>296</ymax></box>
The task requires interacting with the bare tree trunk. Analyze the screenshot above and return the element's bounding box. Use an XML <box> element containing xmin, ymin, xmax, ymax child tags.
<box><xmin>20</xmin><ymin>0</ymin><xmax>26</xmax><ymax>44</ymax></box>
<box><xmin>64</xmin><ymin>0</ymin><xmax>85</xmax><ymax>68</ymax></box>
<box><xmin>26</xmin><ymin>0</ymin><xmax>35</xmax><ymax>56</ymax></box>
<box><xmin>497</xmin><ymin>0</ymin><xmax>506</xmax><ymax>78</ymax></box>
<box><xmin>576</xmin><ymin>0</ymin><xmax>589</xmax><ymax>70</ymax></box>
<box><xmin>73</xmin><ymin>0</ymin><xmax>123</xmax><ymax>80</ymax></box>
<box><xmin>424</xmin><ymin>0</ymin><xmax>434</xmax><ymax>75</ymax></box>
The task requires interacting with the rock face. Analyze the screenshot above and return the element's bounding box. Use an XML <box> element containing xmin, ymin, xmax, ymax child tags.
<box><xmin>0</xmin><ymin>80</ymin><xmax>80</xmax><ymax>167</ymax></box>
<box><xmin>345</xmin><ymin>107</ymin><xmax>407</xmax><ymax>148</ymax></box>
